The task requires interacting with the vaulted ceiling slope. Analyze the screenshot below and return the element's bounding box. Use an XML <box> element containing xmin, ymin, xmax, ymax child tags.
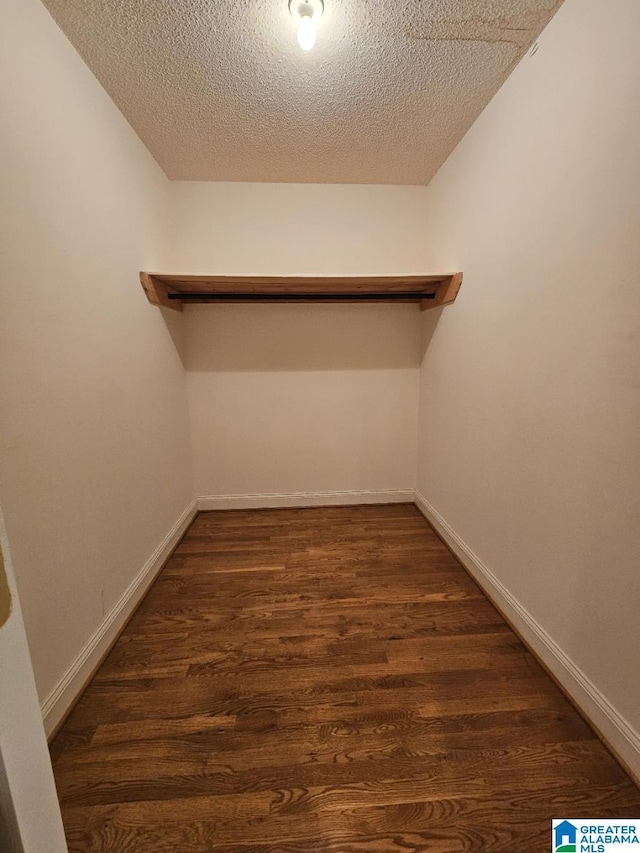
<box><xmin>42</xmin><ymin>0</ymin><xmax>563</xmax><ymax>185</ymax></box>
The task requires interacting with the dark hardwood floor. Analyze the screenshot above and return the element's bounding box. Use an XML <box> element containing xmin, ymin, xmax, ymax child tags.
<box><xmin>51</xmin><ymin>504</ymin><xmax>640</xmax><ymax>852</ymax></box>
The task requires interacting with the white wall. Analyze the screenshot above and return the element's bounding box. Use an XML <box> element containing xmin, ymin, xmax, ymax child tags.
<box><xmin>170</xmin><ymin>183</ymin><xmax>428</xmax><ymax>500</ymax></box>
<box><xmin>416</xmin><ymin>0</ymin><xmax>640</xmax><ymax>773</ymax></box>
<box><xmin>0</xmin><ymin>512</ymin><xmax>67</xmax><ymax>853</ymax></box>
<box><xmin>0</xmin><ymin>0</ymin><xmax>194</xmax><ymax>728</ymax></box>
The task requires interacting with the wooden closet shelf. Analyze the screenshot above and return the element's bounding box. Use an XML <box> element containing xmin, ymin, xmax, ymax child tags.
<box><xmin>140</xmin><ymin>272</ymin><xmax>463</xmax><ymax>312</ymax></box>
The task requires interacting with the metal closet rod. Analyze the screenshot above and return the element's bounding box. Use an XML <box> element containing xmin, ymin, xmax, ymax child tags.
<box><xmin>167</xmin><ymin>292</ymin><xmax>437</xmax><ymax>301</ymax></box>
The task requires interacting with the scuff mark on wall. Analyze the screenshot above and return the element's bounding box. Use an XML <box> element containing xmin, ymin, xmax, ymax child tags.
<box><xmin>0</xmin><ymin>544</ymin><xmax>12</xmax><ymax>629</ymax></box>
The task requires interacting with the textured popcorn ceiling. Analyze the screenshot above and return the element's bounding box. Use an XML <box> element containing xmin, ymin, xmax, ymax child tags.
<box><xmin>42</xmin><ymin>0</ymin><xmax>563</xmax><ymax>184</ymax></box>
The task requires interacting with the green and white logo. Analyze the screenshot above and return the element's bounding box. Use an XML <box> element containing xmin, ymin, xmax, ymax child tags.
<box><xmin>552</xmin><ymin>820</ymin><xmax>640</xmax><ymax>852</ymax></box>
<box><xmin>554</xmin><ymin>821</ymin><xmax>577</xmax><ymax>852</ymax></box>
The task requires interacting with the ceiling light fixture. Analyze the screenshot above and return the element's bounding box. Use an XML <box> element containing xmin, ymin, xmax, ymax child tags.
<box><xmin>288</xmin><ymin>0</ymin><xmax>324</xmax><ymax>51</ymax></box>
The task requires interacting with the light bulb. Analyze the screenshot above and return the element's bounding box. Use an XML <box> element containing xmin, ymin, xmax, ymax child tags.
<box><xmin>297</xmin><ymin>14</ymin><xmax>316</xmax><ymax>51</ymax></box>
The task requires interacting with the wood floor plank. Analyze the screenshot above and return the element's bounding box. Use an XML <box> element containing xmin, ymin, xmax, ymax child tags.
<box><xmin>51</xmin><ymin>504</ymin><xmax>640</xmax><ymax>852</ymax></box>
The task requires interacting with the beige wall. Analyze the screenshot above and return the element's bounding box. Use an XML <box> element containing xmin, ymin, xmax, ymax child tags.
<box><xmin>168</xmin><ymin>182</ymin><xmax>431</xmax><ymax>276</ymax></box>
<box><xmin>170</xmin><ymin>183</ymin><xmax>427</xmax><ymax>499</ymax></box>
<box><xmin>0</xmin><ymin>0</ymin><xmax>194</xmax><ymax>714</ymax></box>
<box><xmin>417</xmin><ymin>0</ymin><xmax>640</xmax><ymax>763</ymax></box>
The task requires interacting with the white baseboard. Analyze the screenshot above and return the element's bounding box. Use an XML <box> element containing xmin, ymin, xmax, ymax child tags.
<box><xmin>414</xmin><ymin>490</ymin><xmax>640</xmax><ymax>785</ymax></box>
<box><xmin>41</xmin><ymin>500</ymin><xmax>197</xmax><ymax>738</ymax></box>
<box><xmin>197</xmin><ymin>489</ymin><xmax>414</xmax><ymax>511</ymax></box>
